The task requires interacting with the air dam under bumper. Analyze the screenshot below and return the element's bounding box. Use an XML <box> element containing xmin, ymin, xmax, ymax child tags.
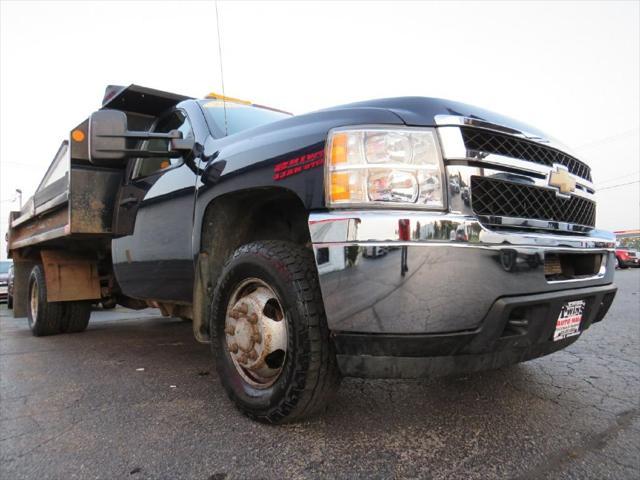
<box><xmin>309</xmin><ymin>210</ymin><xmax>617</xmax><ymax>378</ymax></box>
<box><xmin>335</xmin><ymin>284</ymin><xmax>616</xmax><ymax>378</ymax></box>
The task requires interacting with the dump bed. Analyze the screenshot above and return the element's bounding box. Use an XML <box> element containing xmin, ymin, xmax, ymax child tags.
<box><xmin>6</xmin><ymin>85</ymin><xmax>192</xmax><ymax>317</ymax></box>
<box><xmin>7</xmin><ymin>84</ymin><xmax>191</xmax><ymax>253</ymax></box>
<box><xmin>7</xmin><ymin>136</ymin><xmax>122</xmax><ymax>250</ymax></box>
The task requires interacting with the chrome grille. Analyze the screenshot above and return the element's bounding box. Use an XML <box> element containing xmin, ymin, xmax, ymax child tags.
<box><xmin>461</xmin><ymin>127</ymin><xmax>592</xmax><ymax>182</ymax></box>
<box><xmin>470</xmin><ymin>176</ymin><xmax>596</xmax><ymax>228</ymax></box>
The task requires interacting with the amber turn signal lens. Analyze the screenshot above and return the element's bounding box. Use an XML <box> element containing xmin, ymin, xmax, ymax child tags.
<box><xmin>330</xmin><ymin>133</ymin><xmax>348</xmax><ymax>165</ymax></box>
<box><xmin>330</xmin><ymin>172</ymin><xmax>351</xmax><ymax>201</ymax></box>
<box><xmin>71</xmin><ymin>129</ymin><xmax>85</xmax><ymax>142</ymax></box>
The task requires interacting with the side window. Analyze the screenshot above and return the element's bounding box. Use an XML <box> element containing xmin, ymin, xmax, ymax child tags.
<box><xmin>132</xmin><ymin>111</ymin><xmax>193</xmax><ymax>179</ymax></box>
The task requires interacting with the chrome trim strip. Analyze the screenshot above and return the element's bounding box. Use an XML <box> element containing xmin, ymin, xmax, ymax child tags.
<box><xmin>434</xmin><ymin>114</ymin><xmax>580</xmax><ymax>157</ymax></box>
<box><xmin>445</xmin><ymin>164</ymin><xmax>596</xmax><ymax>232</ymax></box>
<box><xmin>309</xmin><ymin>210</ymin><xmax>615</xmax><ymax>249</ymax></box>
<box><xmin>475</xmin><ymin>215</ymin><xmax>594</xmax><ymax>233</ymax></box>
<box><xmin>436</xmin><ymin>126</ymin><xmax>467</xmax><ymax>159</ymax></box>
<box><xmin>434</xmin><ymin>114</ymin><xmax>543</xmax><ymax>140</ymax></box>
<box><xmin>454</xmin><ymin>161</ymin><xmax>594</xmax><ymax>200</ymax></box>
<box><xmin>437</xmin><ymin>126</ymin><xmax>595</xmax><ymax>193</ymax></box>
<box><xmin>312</xmin><ymin>241</ymin><xmax>611</xmax><ymax>255</ymax></box>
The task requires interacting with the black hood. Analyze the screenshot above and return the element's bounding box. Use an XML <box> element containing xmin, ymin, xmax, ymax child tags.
<box><xmin>330</xmin><ymin>96</ymin><xmax>549</xmax><ymax>139</ymax></box>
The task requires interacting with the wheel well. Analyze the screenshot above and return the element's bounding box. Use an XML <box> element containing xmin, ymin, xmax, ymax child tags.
<box><xmin>193</xmin><ymin>188</ymin><xmax>313</xmax><ymax>342</ymax></box>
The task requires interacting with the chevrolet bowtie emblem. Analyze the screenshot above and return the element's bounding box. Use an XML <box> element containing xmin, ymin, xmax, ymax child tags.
<box><xmin>548</xmin><ymin>166</ymin><xmax>576</xmax><ymax>196</ymax></box>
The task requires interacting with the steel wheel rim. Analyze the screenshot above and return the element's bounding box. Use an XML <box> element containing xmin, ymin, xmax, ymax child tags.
<box><xmin>30</xmin><ymin>281</ymin><xmax>38</xmax><ymax>323</ymax></box>
<box><xmin>224</xmin><ymin>278</ymin><xmax>288</xmax><ymax>389</ymax></box>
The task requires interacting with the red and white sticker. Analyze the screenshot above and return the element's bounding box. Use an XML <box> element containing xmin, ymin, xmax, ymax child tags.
<box><xmin>553</xmin><ymin>300</ymin><xmax>586</xmax><ymax>341</ymax></box>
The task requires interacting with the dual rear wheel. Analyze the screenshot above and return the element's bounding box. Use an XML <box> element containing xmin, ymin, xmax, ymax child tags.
<box><xmin>27</xmin><ymin>264</ymin><xmax>91</xmax><ymax>337</ymax></box>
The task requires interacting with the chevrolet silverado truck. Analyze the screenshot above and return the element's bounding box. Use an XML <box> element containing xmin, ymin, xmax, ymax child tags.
<box><xmin>7</xmin><ymin>85</ymin><xmax>617</xmax><ymax>423</ymax></box>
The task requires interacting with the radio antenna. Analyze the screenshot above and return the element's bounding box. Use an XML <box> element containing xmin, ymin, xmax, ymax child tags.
<box><xmin>215</xmin><ymin>0</ymin><xmax>228</xmax><ymax>135</ymax></box>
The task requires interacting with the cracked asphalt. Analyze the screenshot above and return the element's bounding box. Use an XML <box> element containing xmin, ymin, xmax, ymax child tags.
<box><xmin>1</xmin><ymin>270</ymin><xmax>638</xmax><ymax>480</ymax></box>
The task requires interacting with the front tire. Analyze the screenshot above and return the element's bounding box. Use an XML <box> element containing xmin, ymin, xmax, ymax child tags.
<box><xmin>210</xmin><ymin>241</ymin><xmax>340</xmax><ymax>423</ymax></box>
<box><xmin>27</xmin><ymin>265</ymin><xmax>65</xmax><ymax>336</ymax></box>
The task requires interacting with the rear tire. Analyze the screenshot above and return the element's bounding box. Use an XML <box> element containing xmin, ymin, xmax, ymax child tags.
<box><xmin>210</xmin><ymin>240</ymin><xmax>340</xmax><ymax>423</ymax></box>
<box><xmin>62</xmin><ymin>301</ymin><xmax>91</xmax><ymax>333</ymax></box>
<box><xmin>100</xmin><ymin>300</ymin><xmax>116</xmax><ymax>310</ymax></box>
<box><xmin>27</xmin><ymin>265</ymin><xmax>65</xmax><ymax>337</ymax></box>
<box><xmin>7</xmin><ymin>294</ymin><xmax>13</xmax><ymax>309</ymax></box>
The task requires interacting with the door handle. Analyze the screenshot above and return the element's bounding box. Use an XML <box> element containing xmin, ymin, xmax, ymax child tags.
<box><xmin>119</xmin><ymin>196</ymin><xmax>139</xmax><ymax>207</ymax></box>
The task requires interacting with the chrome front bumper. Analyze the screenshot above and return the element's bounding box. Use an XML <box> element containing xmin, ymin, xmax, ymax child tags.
<box><xmin>310</xmin><ymin>210</ymin><xmax>616</xmax><ymax>335</ymax></box>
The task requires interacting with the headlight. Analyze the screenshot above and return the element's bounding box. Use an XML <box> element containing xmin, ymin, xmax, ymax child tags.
<box><xmin>325</xmin><ymin>127</ymin><xmax>445</xmax><ymax>208</ymax></box>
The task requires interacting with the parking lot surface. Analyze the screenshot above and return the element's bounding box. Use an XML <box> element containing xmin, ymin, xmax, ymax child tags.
<box><xmin>1</xmin><ymin>269</ymin><xmax>639</xmax><ymax>480</ymax></box>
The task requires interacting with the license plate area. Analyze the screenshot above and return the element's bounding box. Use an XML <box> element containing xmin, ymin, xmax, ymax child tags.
<box><xmin>553</xmin><ymin>299</ymin><xmax>586</xmax><ymax>341</ymax></box>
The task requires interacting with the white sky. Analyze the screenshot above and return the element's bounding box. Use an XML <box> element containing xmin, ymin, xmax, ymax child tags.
<box><xmin>1</xmin><ymin>0</ymin><xmax>639</xmax><ymax>259</ymax></box>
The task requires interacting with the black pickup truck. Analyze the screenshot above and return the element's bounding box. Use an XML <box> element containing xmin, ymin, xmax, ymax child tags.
<box><xmin>7</xmin><ymin>85</ymin><xmax>617</xmax><ymax>423</ymax></box>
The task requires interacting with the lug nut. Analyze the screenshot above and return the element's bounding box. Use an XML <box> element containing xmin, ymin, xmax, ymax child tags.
<box><xmin>224</xmin><ymin>325</ymin><xmax>235</xmax><ymax>335</ymax></box>
<box><xmin>228</xmin><ymin>343</ymin><xmax>238</xmax><ymax>353</ymax></box>
<box><xmin>236</xmin><ymin>304</ymin><xmax>248</xmax><ymax>315</ymax></box>
<box><xmin>229</xmin><ymin>311</ymin><xmax>240</xmax><ymax>319</ymax></box>
<box><xmin>252</xmin><ymin>332</ymin><xmax>262</xmax><ymax>344</ymax></box>
<box><xmin>248</xmin><ymin>313</ymin><xmax>259</xmax><ymax>324</ymax></box>
<box><xmin>248</xmin><ymin>351</ymin><xmax>258</xmax><ymax>361</ymax></box>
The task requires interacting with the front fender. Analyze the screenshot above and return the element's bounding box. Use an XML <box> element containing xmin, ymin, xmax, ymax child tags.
<box><xmin>192</xmin><ymin>106</ymin><xmax>405</xmax><ymax>257</ymax></box>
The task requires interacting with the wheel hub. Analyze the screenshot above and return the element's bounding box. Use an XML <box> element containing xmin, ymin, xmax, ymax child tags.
<box><xmin>224</xmin><ymin>279</ymin><xmax>287</xmax><ymax>388</ymax></box>
<box><xmin>30</xmin><ymin>281</ymin><xmax>39</xmax><ymax>321</ymax></box>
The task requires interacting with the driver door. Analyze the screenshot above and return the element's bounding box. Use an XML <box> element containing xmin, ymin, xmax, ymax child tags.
<box><xmin>111</xmin><ymin>108</ymin><xmax>202</xmax><ymax>302</ymax></box>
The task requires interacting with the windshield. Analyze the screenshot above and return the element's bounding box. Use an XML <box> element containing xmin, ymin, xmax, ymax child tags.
<box><xmin>199</xmin><ymin>100</ymin><xmax>291</xmax><ymax>136</ymax></box>
<box><xmin>0</xmin><ymin>261</ymin><xmax>12</xmax><ymax>274</ymax></box>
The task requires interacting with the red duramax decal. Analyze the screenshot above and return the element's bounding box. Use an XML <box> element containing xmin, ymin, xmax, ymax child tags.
<box><xmin>273</xmin><ymin>150</ymin><xmax>324</xmax><ymax>180</ymax></box>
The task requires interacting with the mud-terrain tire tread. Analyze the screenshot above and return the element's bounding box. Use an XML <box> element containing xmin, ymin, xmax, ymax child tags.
<box><xmin>28</xmin><ymin>264</ymin><xmax>65</xmax><ymax>337</ymax></box>
<box><xmin>210</xmin><ymin>240</ymin><xmax>340</xmax><ymax>424</ymax></box>
<box><xmin>62</xmin><ymin>301</ymin><xmax>91</xmax><ymax>333</ymax></box>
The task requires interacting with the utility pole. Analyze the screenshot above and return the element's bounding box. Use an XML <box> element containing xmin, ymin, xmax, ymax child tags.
<box><xmin>15</xmin><ymin>189</ymin><xmax>22</xmax><ymax>209</ymax></box>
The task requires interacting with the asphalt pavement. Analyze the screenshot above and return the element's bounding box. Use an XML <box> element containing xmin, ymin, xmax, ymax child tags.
<box><xmin>1</xmin><ymin>270</ymin><xmax>639</xmax><ymax>480</ymax></box>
